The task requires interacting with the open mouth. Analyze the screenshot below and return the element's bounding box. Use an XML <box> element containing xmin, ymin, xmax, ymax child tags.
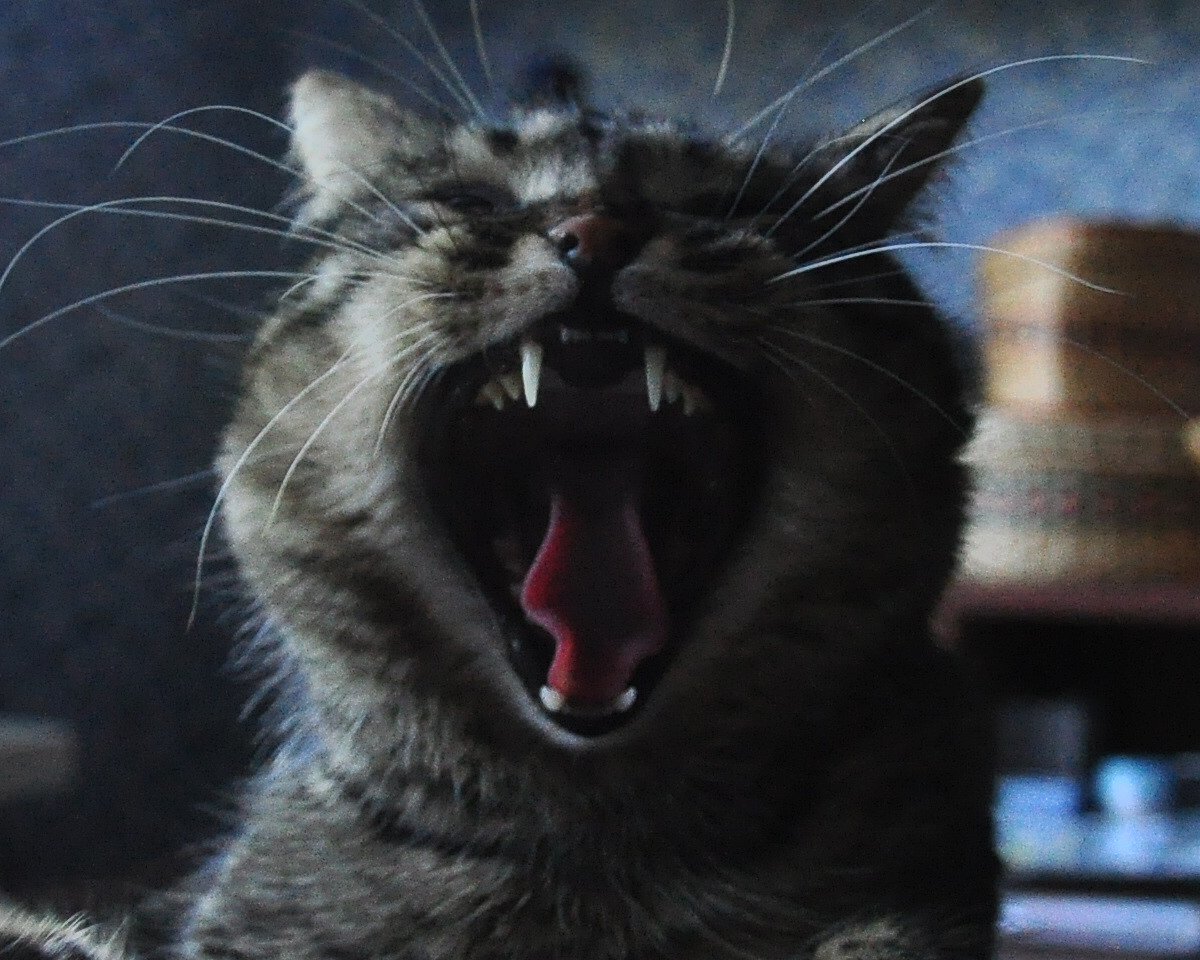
<box><xmin>419</xmin><ymin>306</ymin><xmax>763</xmax><ymax>736</ymax></box>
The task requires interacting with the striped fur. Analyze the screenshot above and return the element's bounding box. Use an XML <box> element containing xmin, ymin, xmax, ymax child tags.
<box><xmin>8</xmin><ymin>69</ymin><xmax>999</xmax><ymax>959</ymax></box>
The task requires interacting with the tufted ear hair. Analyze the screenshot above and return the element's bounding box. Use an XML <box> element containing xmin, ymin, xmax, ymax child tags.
<box><xmin>288</xmin><ymin>70</ymin><xmax>439</xmax><ymax>221</ymax></box>
<box><xmin>812</xmin><ymin>77</ymin><xmax>985</xmax><ymax>231</ymax></box>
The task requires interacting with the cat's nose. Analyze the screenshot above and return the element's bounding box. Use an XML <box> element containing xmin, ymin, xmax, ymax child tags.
<box><xmin>549</xmin><ymin>213</ymin><xmax>639</xmax><ymax>274</ymax></box>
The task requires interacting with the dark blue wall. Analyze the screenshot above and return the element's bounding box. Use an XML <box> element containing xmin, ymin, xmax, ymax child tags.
<box><xmin>0</xmin><ymin>0</ymin><xmax>1194</xmax><ymax>891</ymax></box>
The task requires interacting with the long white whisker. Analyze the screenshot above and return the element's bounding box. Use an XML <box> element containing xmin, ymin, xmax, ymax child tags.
<box><xmin>374</xmin><ymin>348</ymin><xmax>440</xmax><ymax>455</ymax></box>
<box><xmin>0</xmin><ymin>194</ymin><xmax>386</xmax><ymax>270</ymax></box>
<box><xmin>725</xmin><ymin>97</ymin><xmax>789</xmax><ymax>221</ymax></box>
<box><xmin>408</xmin><ymin>0</ymin><xmax>487</xmax><ymax>119</ymax></box>
<box><xmin>92</xmin><ymin>468</ymin><xmax>222</xmax><ymax>510</ymax></box>
<box><xmin>785</xmin><ymin>142</ymin><xmax>905</xmax><ymax>248</ymax></box>
<box><xmin>769</xmin><ymin>326</ymin><xmax>968</xmax><ymax>436</ymax></box>
<box><xmin>727</xmin><ymin>4</ymin><xmax>939</xmax><ymax>142</ymax></box>
<box><xmin>91</xmin><ymin>303</ymin><xmax>247</xmax><ymax>344</ymax></box>
<box><xmin>1</xmin><ymin>270</ymin><xmax>321</xmax><ymax>352</ymax></box>
<box><xmin>759</xmin><ymin>337</ymin><xmax>916</xmax><ymax>492</ymax></box>
<box><xmin>781</xmin><ymin>54</ymin><xmax>1147</xmax><ymax>223</ymax></box>
<box><xmin>468</xmin><ymin>0</ymin><xmax>500</xmax><ymax>104</ymax></box>
<box><xmin>191</xmin><ymin>337</ymin><xmax>387</xmax><ymax>626</ymax></box>
<box><xmin>789</xmin><ymin>296</ymin><xmax>932</xmax><ymax>308</ymax></box>
<box><xmin>0</xmin><ymin>120</ymin><xmax>298</xmax><ymax>178</ymax></box>
<box><xmin>713</xmin><ymin>0</ymin><xmax>736</xmax><ymax>96</ymax></box>
<box><xmin>1055</xmin><ymin>333</ymin><xmax>1191</xmax><ymax>419</ymax></box>
<box><xmin>283</xmin><ymin>28</ymin><xmax>457</xmax><ymax>118</ymax></box>
<box><xmin>814</xmin><ymin>106</ymin><xmax>1179</xmax><ymax>223</ymax></box>
<box><xmin>776</xmin><ymin>240</ymin><xmax>1126</xmax><ymax>294</ymax></box>
<box><xmin>332</xmin><ymin>164</ymin><xmax>426</xmax><ymax>236</ymax></box>
<box><xmin>337</xmin><ymin>0</ymin><xmax>474</xmax><ymax>118</ymax></box>
<box><xmin>115</xmin><ymin>104</ymin><xmax>294</xmax><ymax>171</ymax></box>
<box><xmin>269</xmin><ymin>321</ymin><xmax>446</xmax><ymax>521</ymax></box>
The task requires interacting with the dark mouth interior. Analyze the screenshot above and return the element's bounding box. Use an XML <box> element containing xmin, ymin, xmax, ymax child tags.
<box><xmin>418</xmin><ymin>308</ymin><xmax>763</xmax><ymax>736</ymax></box>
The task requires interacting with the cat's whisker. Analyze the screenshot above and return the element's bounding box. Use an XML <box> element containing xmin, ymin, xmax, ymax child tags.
<box><xmin>281</xmin><ymin>28</ymin><xmax>458</xmax><ymax>119</ymax></box>
<box><xmin>784</xmin><ymin>143</ymin><xmax>905</xmax><ymax>248</ymax></box>
<box><xmin>774</xmin><ymin>239</ymin><xmax>1126</xmax><ymax>293</ymax></box>
<box><xmin>268</xmin><ymin>314</ymin><xmax>449</xmax><ymax>523</ymax></box>
<box><xmin>0</xmin><ymin>269</ymin><xmax>324</xmax><ymax>352</ymax></box>
<box><xmin>191</xmin><ymin>317</ymin><xmax>439</xmax><ymax>624</ymax></box>
<box><xmin>337</xmin><ymin>0</ymin><xmax>475</xmax><ymax>119</ymax></box>
<box><xmin>712</xmin><ymin>0</ymin><xmax>736</xmax><ymax>97</ymax></box>
<box><xmin>724</xmin><ymin>98</ymin><xmax>788</xmax><ymax>222</ymax></box>
<box><xmin>802</xmin><ymin>266</ymin><xmax>910</xmax><ymax>292</ymax></box>
<box><xmin>91</xmin><ymin>467</ymin><xmax>221</xmax><ymax>509</ymax></box>
<box><xmin>814</xmin><ymin>106</ymin><xmax>1180</xmax><ymax>224</ymax></box>
<box><xmin>332</xmin><ymin>164</ymin><xmax>427</xmax><ymax>236</ymax></box>
<box><xmin>789</xmin><ymin>296</ymin><xmax>933</xmax><ymax>308</ymax></box>
<box><xmin>782</xmin><ymin>54</ymin><xmax>1146</xmax><ymax>223</ymax></box>
<box><xmin>468</xmin><ymin>0</ymin><xmax>500</xmax><ymax>105</ymax></box>
<box><xmin>726</xmin><ymin>4</ymin><xmax>939</xmax><ymax>143</ymax></box>
<box><xmin>0</xmin><ymin>195</ymin><xmax>389</xmax><ymax>272</ymax></box>
<box><xmin>0</xmin><ymin>120</ymin><xmax>297</xmax><ymax>177</ymax></box>
<box><xmin>114</xmin><ymin>104</ymin><xmax>295</xmax><ymax>171</ymax></box>
<box><xmin>91</xmin><ymin>303</ymin><xmax>247</xmax><ymax>345</ymax></box>
<box><xmin>767</xmin><ymin>325</ymin><xmax>969</xmax><ymax>436</ymax></box>
<box><xmin>407</xmin><ymin>0</ymin><xmax>488</xmax><ymax>120</ymax></box>
<box><xmin>374</xmin><ymin>346</ymin><xmax>441</xmax><ymax>456</ymax></box>
<box><xmin>757</xmin><ymin>337</ymin><xmax>917</xmax><ymax>494</ymax></box>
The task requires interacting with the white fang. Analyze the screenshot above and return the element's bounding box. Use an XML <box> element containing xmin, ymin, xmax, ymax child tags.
<box><xmin>521</xmin><ymin>340</ymin><xmax>543</xmax><ymax>407</ymax></box>
<box><xmin>644</xmin><ymin>345</ymin><xmax>666</xmax><ymax>412</ymax></box>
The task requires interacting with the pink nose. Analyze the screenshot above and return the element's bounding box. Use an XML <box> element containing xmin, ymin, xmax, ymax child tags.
<box><xmin>548</xmin><ymin>213</ymin><xmax>635</xmax><ymax>272</ymax></box>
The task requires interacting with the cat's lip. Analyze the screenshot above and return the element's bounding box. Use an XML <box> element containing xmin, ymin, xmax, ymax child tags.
<box><xmin>417</xmin><ymin>311</ymin><xmax>764</xmax><ymax>739</ymax></box>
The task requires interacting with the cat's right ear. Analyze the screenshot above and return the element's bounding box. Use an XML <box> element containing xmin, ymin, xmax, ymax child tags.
<box><xmin>288</xmin><ymin>70</ymin><xmax>436</xmax><ymax>221</ymax></box>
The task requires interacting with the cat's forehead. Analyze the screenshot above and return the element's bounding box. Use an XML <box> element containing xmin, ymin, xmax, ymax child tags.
<box><xmin>441</xmin><ymin>109</ymin><xmax>739</xmax><ymax>204</ymax></box>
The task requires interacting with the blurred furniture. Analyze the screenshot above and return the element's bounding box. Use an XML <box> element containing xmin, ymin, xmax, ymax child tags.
<box><xmin>0</xmin><ymin>716</ymin><xmax>77</xmax><ymax>802</ymax></box>
<box><xmin>963</xmin><ymin>219</ymin><xmax>1200</xmax><ymax>583</ymax></box>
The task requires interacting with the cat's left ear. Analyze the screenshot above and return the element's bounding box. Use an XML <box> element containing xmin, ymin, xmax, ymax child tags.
<box><xmin>288</xmin><ymin>70</ymin><xmax>438</xmax><ymax>221</ymax></box>
<box><xmin>818</xmin><ymin>77</ymin><xmax>984</xmax><ymax>228</ymax></box>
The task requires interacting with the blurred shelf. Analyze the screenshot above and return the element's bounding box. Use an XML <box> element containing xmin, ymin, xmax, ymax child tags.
<box><xmin>937</xmin><ymin>580</ymin><xmax>1200</xmax><ymax>644</ymax></box>
<box><xmin>0</xmin><ymin>716</ymin><xmax>77</xmax><ymax>802</ymax></box>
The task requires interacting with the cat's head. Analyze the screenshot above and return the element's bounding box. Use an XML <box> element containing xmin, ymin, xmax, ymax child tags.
<box><xmin>219</xmin><ymin>67</ymin><xmax>981</xmax><ymax>758</ymax></box>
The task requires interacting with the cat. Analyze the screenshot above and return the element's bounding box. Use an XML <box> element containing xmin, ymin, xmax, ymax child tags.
<box><xmin>1</xmin><ymin>59</ymin><xmax>997</xmax><ymax>960</ymax></box>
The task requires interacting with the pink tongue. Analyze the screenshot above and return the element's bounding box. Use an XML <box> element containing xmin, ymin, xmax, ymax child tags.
<box><xmin>520</xmin><ymin>459</ymin><xmax>667</xmax><ymax>707</ymax></box>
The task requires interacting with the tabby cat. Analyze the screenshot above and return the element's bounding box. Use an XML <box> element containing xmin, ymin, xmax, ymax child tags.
<box><xmin>1</xmin><ymin>62</ymin><xmax>997</xmax><ymax>960</ymax></box>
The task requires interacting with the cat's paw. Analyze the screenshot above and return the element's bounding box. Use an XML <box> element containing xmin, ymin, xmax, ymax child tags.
<box><xmin>0</xmin><ymin>905</ymin><xmax>129</xmax><ymax>960</ymax></box>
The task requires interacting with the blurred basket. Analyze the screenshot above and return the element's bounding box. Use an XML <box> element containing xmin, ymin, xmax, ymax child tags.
<box><xmin>961</xmin><ymin>219</ymin><xmax>1200</xmax><ymax>583</ymax></box>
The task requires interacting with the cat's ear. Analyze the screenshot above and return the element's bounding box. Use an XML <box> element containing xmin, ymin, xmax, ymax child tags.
<box><xmin>817</xmin><ymin>77</ymin><xmax>984</xmax><ymax>229</ymax></box>
<box><xmin>288</xmin><ymin>70</ymin><xmax>436</xmax><ymax>219</ymax></box>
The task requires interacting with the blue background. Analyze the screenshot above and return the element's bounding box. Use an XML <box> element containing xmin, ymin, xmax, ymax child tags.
<box><xmin>0</xmin><ymin>0</ymin><xmax>1196</xmax><ymax>891</ymax></box>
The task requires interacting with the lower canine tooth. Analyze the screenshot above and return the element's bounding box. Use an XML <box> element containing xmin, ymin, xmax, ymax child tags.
<box><xmin>540</xmin><ymin>685</ymin><xmax>638</xmax><ymax>717</ymax></box>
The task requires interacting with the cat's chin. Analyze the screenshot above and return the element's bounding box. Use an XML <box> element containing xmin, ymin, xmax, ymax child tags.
<box><xmin>416</xmin><ymin>305</ymin><xmax>765</xmax><ymax>738</ymax></box>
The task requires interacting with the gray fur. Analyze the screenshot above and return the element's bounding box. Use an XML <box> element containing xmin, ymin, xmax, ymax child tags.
<box><xmin>2</xmin><ymin>70</ymin><xmax>997</xmax><ymax>960</ymax></box>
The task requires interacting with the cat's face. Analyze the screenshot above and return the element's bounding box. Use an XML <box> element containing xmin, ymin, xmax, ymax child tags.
<box><xmin>219</xmin><ymin>70</ymin><xmax>980</xmax><ymax>755</ymax></box>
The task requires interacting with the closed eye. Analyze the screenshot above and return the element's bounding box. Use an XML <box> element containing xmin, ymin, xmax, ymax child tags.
<box><xmin>426</xmin><ymin>182</ymin><xmax>516</xmax><ymax>214</ymax></box>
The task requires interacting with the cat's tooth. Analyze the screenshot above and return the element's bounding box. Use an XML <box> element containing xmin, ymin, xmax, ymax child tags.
<box><xmin>644</xmin><ymin>345</ymin><xmax>666</xmax><ymax>412</ymax></box>
<box><xmin>681</xmin><ymin>384</ymin><xmax>711</xmax><ymax>417</ymax></box>
<box><xmin>474</xmin><ymin>381</ymin><xmax>506</xmax><ymax>410</ymax></box>
<box><xmin>663</xmin><ymin>368</ymin><xmax>682</xmax><ymax>405</ymax></box>
<box><xmin>539</xmin><ymin>686</ymin><xmax>565</xmax><ymax>713</ymax></box>
<box><xmin>520</xmin><ymin>339</ymin><xmax>543</xmax><ymax>408</ymax></box>
<box><xmin>498</xmin><ymin>372</ymin><xmax>522</xmax><ymax>402</ymax></box>
<box><xmin>539</xmin><ymin>685</ymin><xmax>638</xmax><ymax>717</ymax></box>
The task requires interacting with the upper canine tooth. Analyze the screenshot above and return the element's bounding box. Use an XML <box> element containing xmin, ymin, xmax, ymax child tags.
<box><xmin>644</xmin><ymin>345</ymin><xmax>666</xmax><ymax>412</ymax></box>
<box><xmin>520</xmin><ymin>339</ymin><xmax>543</xmax><ymax>407</ymax></box>
<box><xmin>498</xmin><ymin>373</ymin><xmax>522</xmax><ymax>402</ymax></box>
